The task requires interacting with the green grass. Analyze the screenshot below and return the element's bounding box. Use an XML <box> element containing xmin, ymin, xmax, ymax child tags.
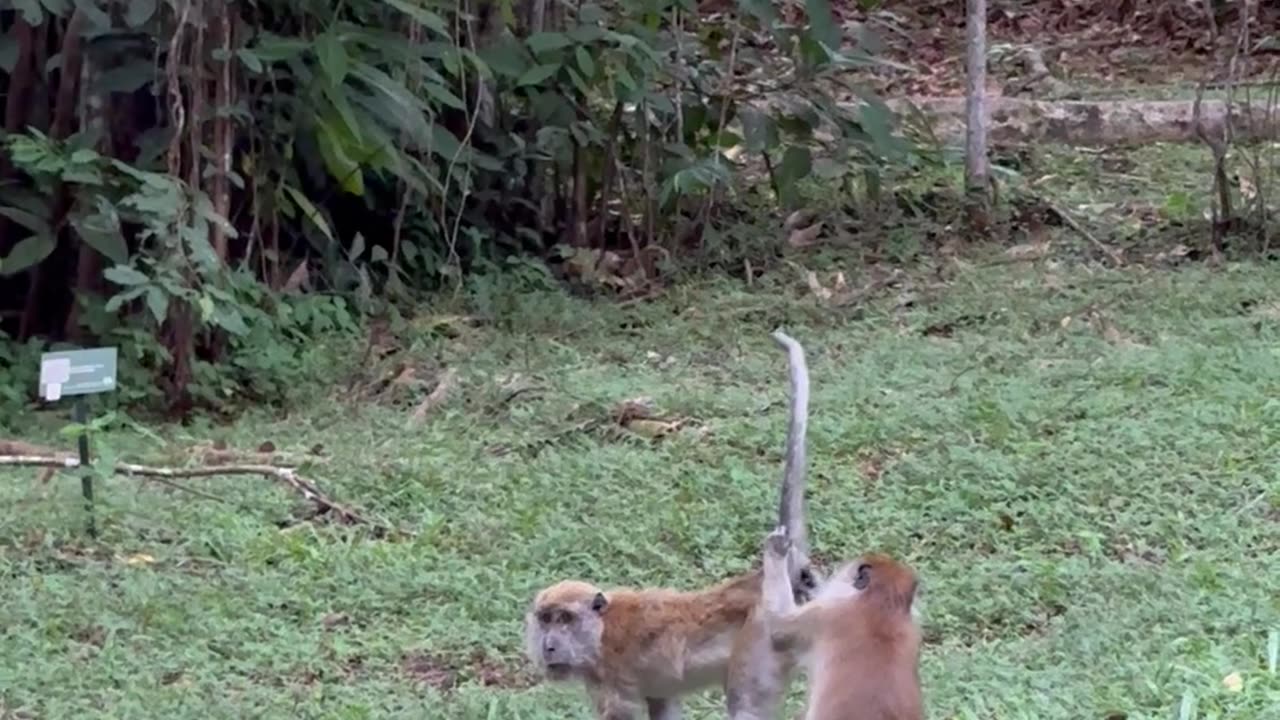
<box><xmin>2</xmin><ymin>260</ymin><xmax>1279</xmax><ymax>719</ymax></box>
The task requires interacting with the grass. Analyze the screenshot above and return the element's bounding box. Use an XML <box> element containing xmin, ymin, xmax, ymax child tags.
<box><xmin>2</xmin><ymin>257</ymin><xmax>1280</xmax><ymax>720</ymax></box>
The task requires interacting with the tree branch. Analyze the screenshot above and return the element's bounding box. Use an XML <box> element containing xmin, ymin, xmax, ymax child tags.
<box><xmin>0</xmin><ymin>448</ymin><xmax>387</xmax><ymax>530</ymax></box>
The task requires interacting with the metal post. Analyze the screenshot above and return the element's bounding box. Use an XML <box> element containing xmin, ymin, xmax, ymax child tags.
<box><xmin>74</xmin><ymin>397</ymin><xmax>96</xmax><ymax>538</ymax></box>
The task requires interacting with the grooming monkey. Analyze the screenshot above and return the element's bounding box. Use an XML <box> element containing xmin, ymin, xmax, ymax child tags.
<box><xmin>523</xmin><ymin>330</ymin><xmax>818</xmax><ymax>719</ymax></box>
<box><xmin>724</xmin><ymin>330</ymin><xmax>816</xmax><ymax>720</ymax></box>
<box><xmin>758</xmin><ymin>526</ymin><xmax>924</xmax><ymax>720</ymax></box>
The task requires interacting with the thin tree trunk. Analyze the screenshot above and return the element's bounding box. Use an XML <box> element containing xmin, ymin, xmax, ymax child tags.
<box><xmin>64</xmin><ymin>26</ymin><xmax>109</xmax><ymax>340</ymax></box>
<box><xmin>211</xmin><ymin>13</ymin><xmax>233</xmax><ymax>262</ymax></box>
<box><xmin>0</xmin><ymin>18</ymin><xmax>37</xmax><ymax>259</ymax></box>
<box><xmin>20</xmin><ymin>10</ymin><xmax>87</xmax><ymax>340</ymax></box>
<box><xmin>963</xmin><ymin>0</ymin><xmax>991</xmax><ymax>233</ymax></box>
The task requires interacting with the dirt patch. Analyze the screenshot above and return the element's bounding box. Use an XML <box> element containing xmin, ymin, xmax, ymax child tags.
<box><xmin>399</xmin><ymin>649</ymin><xmax>537</xmax><ymax>692</ymax></box>
<box><xmin>830</xmin><ymin>0</ymin><xmax>1280</xmax><ymax>96</ymax></box>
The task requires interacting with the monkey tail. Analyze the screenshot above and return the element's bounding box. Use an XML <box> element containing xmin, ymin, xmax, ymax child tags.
<box><xmin>770</xmin><ymin>330</ymin><xmax>810</xmax><ymax>558</ymax></box>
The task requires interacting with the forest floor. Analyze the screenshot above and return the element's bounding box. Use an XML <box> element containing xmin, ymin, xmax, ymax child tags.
<box><xmin>4</xmin><ymin>144</ymin><xmax>1280</xmax><ymax>720</ymax></box>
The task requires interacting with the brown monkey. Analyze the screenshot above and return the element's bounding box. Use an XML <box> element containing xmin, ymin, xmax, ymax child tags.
<box><xmin>759</xmin><ymin>527</ymin><xmax>923</xmax><ymax>720</ymax></box>
<box><xmin>523</xmin><ymin>330</ymin><xmax>819</xmax><ymax>720</ymax></box>
<box><xmin>724</xmin><ymin>330</ymin><xmax>818</xmax><ymax>720</ymax></box>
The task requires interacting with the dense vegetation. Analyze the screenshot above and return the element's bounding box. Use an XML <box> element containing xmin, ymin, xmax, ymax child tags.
<box><xmin>0</xmin><ymin>0</ymin><xmax>919</xmax><ymax>419</ymax></box>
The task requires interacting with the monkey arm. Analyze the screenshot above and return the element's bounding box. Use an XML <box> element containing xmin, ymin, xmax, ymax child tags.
<box><xmin>761</xmin><ymin>538</ymin><xmax>827</xmax><ymax>650</ymax></box>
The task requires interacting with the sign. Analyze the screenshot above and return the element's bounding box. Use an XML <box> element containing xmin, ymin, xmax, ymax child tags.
<box><xmin>39</xmin><ymin>347</ymin><xmax>118</xmax><ymax>402</ymax></box>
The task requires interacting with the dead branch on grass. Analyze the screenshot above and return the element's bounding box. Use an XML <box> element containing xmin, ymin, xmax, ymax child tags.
<box><xmin>0</xmin><ymin>443</ymin><xmax>386</xmax><ymax>530</ymax></box>
<box><xmin>408</xmin><ymin>368</ymin><xmax>458</xmax><ymax>425</ymax></box>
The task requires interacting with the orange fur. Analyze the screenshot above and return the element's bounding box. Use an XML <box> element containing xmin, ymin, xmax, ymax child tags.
<box><xmin>765</xmin><ymin>551</ymin><xmax>923</xmax><ymax>720</ymax></box>
<box><xmin>526</xmin><ymin>571</ymin><xmax>766</xmax><ymax>718</ymax></box>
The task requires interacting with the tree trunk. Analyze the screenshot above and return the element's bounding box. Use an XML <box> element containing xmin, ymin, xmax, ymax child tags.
<box><xmin>0</xmin><ymin>18</ymin><xmax>37</xmax><ymax>261</ymax></box>
<box><xmin>20</xmin><ymin>9</ymin><xmax>87</xmax><ymax>340</ymax></box>
<box><xmin>963</xmin><ymin>0</ymin><xmax>992</xmax><ymax>234</ymax></box>
<box><xmin>211</xmin><ymin>13</ymin><xmax>233</xmax><ymax>262</ymax></box>
<box><xmin>64</xmin><ymin>25</ymin><xmax>109</xmax><ymax>341</ymax></box>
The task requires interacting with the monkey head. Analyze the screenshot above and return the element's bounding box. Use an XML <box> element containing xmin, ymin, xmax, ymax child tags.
<box><xmin>792</xmin><ymin>557</ymin><xmax>821</xmax><ymax>604</ymax></box>
<box><xmin>823</xmin><ymin>553</ymin><xmax>918</xmax><ymax>613</ymax></box>
<box><xmin>524</xmin><ymin>580</ymin><xmax>609</xmax><ymax>681</ymax></box>
<box><xmin>765</xmin><ymin>525</ymin><xmax>822</xmax><ymax>605</ymax></box>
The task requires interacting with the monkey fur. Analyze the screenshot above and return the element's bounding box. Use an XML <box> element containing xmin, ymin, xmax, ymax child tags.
<box><xmin>523</xmin><ymin>331</ymin><xmax>819</xmax><ymax>720</ymax></box>
<box><xmin>759</xmin><ymin>526</ymin><xmax>924</xmax><ymax>720</ymax></box>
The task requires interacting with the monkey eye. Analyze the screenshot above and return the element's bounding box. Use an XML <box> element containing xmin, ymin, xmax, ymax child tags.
<box><xmin>853</xmin><ymin>563</ymin><xmax>871</xmax><ymax>590</ymax></box>
<box><xmin>537</xmin><ymin>610</ymin><xmax>555</xmax><ymax>624</ymax></box>
<box><xmin>557</xmin><ymin>610</ymin><xmax>576</xmax><ymax>624</ymax></box>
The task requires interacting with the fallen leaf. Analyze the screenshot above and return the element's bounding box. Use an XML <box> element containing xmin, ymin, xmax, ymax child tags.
<box><xmin>126</xmin><ymin>553</ymin><xmax>156</xmax><ymax>566</ymax></box>
<box><xmin>787</xmin><ymin>222</ymin><xmax>824</xmax><ymax>248</ymax></box>
<box><xmin>626</xmin><ymin>418</ymin><xmax>684</xmax><ymax>439</ymax></box>
<box><xmin>1222</xmin><ymin>671</ymin><xmax>1243</xmax><ymax>692</ymax></box>
<box><xmin>806</xmin><ymin>271</ymin><xmax>832</xmax><ymax>301</ymax></box>
<box><xmin>323</xmin><ymin>612</ymin><xmax>352</xmax><ymax>629</ymax></box>
<box><xmin>1005</xmin><ymin>240</ymin><xmax>1050</xmax><ymax>261</ymax></box>
<box><xmin>784</xmin><ymin>208</ymin><xmax>818</xmax><ymax>231</ymax></box>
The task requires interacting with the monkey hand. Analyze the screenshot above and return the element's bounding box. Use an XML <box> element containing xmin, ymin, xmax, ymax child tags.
<box><xmin>764</xmin><ymin>525</ymin><xmax>791</xmax><ymax>559</ymax></box>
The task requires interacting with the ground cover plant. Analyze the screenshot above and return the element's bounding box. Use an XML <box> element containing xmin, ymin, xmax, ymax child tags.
<box><xmin>3</xmin><ymin>253</ymin><xmax>1279</xmax><ymax>718</ymax></box>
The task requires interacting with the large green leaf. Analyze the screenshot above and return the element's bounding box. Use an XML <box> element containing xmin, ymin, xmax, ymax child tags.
<box><xmin>379</xmin><ymin>0</ymin><xmax>448</xmax><ymax>36</ymax></box>
<box><xmin>478</xmin><ymin>37</ymin><xmax>530</xmax><ymax>79</ymax></box>
<box><xmin>804</xmin><ymin>0</ymin><xmax>841</xmax><ymax>50</ymax></box>
<box><xmin>39</xmin><ymin>0</ymin><xmax>70</xmax><ymax>16</ymax></box>
<box><xmin>123</xmin><ymin>0</ymin><xmax>157</xmax><ymax>27</ymax></box>
<box><xmin>740</xmin><ymin>107</ymin><xmax>779</xmax><ymax>153</ymax></box>
<box><xmin>779</xmin><ymin>145</ymin><xmax>813</xmax><ymax>181</ymax></box>
<box><xmin>517</xmin><ymin>63</ymin><xmax>561</xmax><ymax>87</ymax></box>
<box><xmin>527</xmin><ymin>32</ymin><xmax>573</xmax><ymax>55</ymax></box>
<box><xmin>322</xmin><ymin>84</ymin><xmax>365</xmax><ymax>147</ymax></box>
<box><xmin>420</xmin><ymin>81</ymin><xmax>465</xmax><ymax>111</ymax></box>
<box><xmin>283</xmin><ymin>185</ymin><xmax>336</xmax><ymax>245</ymax></box>
<box><xmin>0</xmin><ymin>232</ymin><xmax>55</xmax><ymax>276</ymax></box>
<box><xmin>316</xmin><ymin>32</ymin><xmax>349</xmax><ymax>84</ymax></box>
<box><xmin>0</xmin><ymin>32</ymin><xmax>18</xmax><ymax>74</ymax></box>
<box><xmin>315</xmin><ymin>116</ymin><xmax>365</xmax><ymax>196</ymax></box>
<box><xmin>144</xmin><ymin>286</ymin><xmax>169</xmax><ymax>324</ymax></box>
<box><xmin>13</xmin><ymin>0</ymin><xmax>44</xmax><ymax>24</ymax></box>
<box><xmin>0</xmin><ymin>206</ymin><xmax>51</xmax><ymax>235</ymax></box>
<box><xmin>103</xmin><ymin>264</ymin><xmax>149</xmax><ymax>287</ymax></box>
<box><xmin>71</xmin><ymin>197</ymin><xmax>129</xmax><ymax>264</ymax></box>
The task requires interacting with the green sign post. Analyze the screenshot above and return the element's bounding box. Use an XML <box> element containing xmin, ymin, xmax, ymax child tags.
<box><xmin>39</xmin><ymin>347</ymin><xmax>119</xmax><ymax>537</ymax></box>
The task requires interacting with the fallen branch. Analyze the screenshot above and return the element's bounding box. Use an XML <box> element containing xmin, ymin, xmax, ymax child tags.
<box><xmin>0</xmin><ymin>450</ymin><xmax>382</xmax><ymax>529</ymax></box>
<box><xmin>1040</xmin><ymin>198</ymin><xmax>1125</xmax><ymax>266</ymax></box>
<box><xmin>408</xmin><ymin>368</ymin><xmax>458</xmax><ymax>425</ymax></box>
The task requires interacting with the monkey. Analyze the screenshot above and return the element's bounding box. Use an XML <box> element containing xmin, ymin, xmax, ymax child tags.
<box><xmin>723</xmin><ymin>329</ymin><xmax>818</xmax><ymax>720</ymax></box>
<box><xmin>757</xmin><ymin>526</ymin><xmax>924</xmax><ymax>720</ymax></box>
<box><xmin>523</xmin><ymin>330</ymin><xmax>819</xmax><ymax>720</ymax></box>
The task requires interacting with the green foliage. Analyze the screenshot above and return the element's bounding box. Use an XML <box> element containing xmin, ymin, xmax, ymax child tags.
<box><xmin>0</xmin><ymin>333</ymin><xmax>43</xmax><ymax>425</ymax></box>
<box><xmin>2</xmin><ymin>263</ymin><xmax>1279</xmax><ymax>717</ymax></box>
<box><xmin>1</xmin><ymin>0</ymin><xmax>931</xmax><ymax>417</ymax></box>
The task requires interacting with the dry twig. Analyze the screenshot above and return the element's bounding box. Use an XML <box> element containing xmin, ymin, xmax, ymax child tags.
<box><xmin>0</xmin><ymin>445</ymin><xmax>384</xmax><ymax>529</ymax></box>
<box><xmin>408</xmin><ymin>368</ymin><xmax>458</xmax><ymax>425</ymax></box>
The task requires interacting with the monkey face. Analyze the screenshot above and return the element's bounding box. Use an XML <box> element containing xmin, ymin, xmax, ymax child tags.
<box><xmin>524</xmin><ymin>581</ymin><xmax>608</xmax><ymax>680</ymax></box>
<box><xmin>792</xmin><ymin>564</ymin><xmax>822</xmax><ymax>604</ymax></box>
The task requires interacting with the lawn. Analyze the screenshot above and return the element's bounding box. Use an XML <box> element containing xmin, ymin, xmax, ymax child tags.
<box><xmin>2</xmin><ymin>258</ymin><xmax>1279</xmax><ymax>719</ymax></box>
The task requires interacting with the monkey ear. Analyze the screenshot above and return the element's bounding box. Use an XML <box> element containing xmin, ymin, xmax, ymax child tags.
<box><xmin>853</xmin><ymin>564</ymin><xmax>871</xmax><ymax>591</ymax></box>
<box><xmin>591</xmin><ymin>592</ymin><xmax>608</xmax><ymax>613</ymax></box>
